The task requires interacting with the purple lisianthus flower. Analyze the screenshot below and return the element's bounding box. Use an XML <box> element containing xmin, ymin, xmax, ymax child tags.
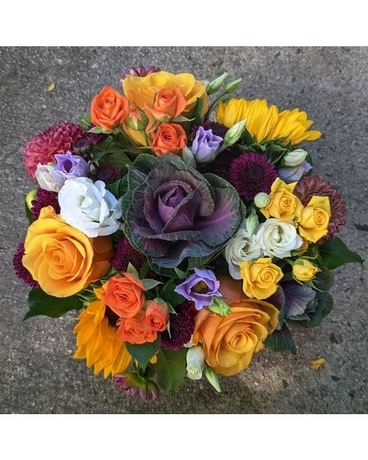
<box><xmin>54</xmin><ymin>151</ymin><xmax>89</xmax><ymax>178</ymax></box>
<box><xmin>175</xmin><ymin>268</ymin><xmax>221</xmax><ymax>310</ymax></box>
<box><xmin>121</xmin><ymin>154</ymin><xmax>244</xmax><ymax>274</ymax></box>
<box><xmin>278</xmin><ymin>161</ymin><xmax>312</xmax><ymax>183</ymax></box>
<box><xmin>191</xmin><ymin>126</ymin><xmax>223</xmax><ymax>163</ymax></box>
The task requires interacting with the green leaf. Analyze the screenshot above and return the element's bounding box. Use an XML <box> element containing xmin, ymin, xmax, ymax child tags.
<box><xmin>141</xmin><ymin>278</ymin><xmax>162</xmax><ymax>291</ymax></box>
<box><xmin>319</xmin><ymin>237</ymin><xmax>364</xmax><ymax>269</ymax></box>
<box><xmin>126</xmin><ymin>337</ymin><xmax>161</xmax><ymax>370</ymax></box>
<box><xmin>204</xmin><ymin>366</ymin><xmax>221</xmax><ymax>393</ymax></box>
<box><xmin>264</xmin><ymin>324</ymin><xmax>297</xmax><ymax>354</ymax></box>
<box><xmin>24</xmin><ymin>288</ymin><xmax>83</xmax><ymax>320</ymax></box>
<box><xmin>150</xmin><ymin>348</ymin><xmax>187</xmax><ymax>392</ymax></box>
<box><xmin>160</xmin><ymin>278</ymin><xmax>185</xmax><ymax>308</ymax></box>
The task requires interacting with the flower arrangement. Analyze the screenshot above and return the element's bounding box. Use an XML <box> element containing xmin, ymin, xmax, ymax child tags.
<box><xmin>14</xmin><ymin>66</ymin><xmax>363</xmax><ymax>400</ymax></box>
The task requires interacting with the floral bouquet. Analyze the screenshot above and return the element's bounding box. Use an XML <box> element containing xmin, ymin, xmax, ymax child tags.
<box><xmin>14</xmin><ymin>66</ymin><xmax>363</xmax><ymax>400</ymax></box>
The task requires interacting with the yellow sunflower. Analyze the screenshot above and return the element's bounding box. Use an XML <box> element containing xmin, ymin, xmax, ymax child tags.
<box><xmin>216</xmin><ymin>98</ymin><xmax>321</xmax><ymax>145</ymax></box>
<box><xmin>73</xmin><ymin>287</ymin><xmax>131</xmax><ymax>378</ymax></box>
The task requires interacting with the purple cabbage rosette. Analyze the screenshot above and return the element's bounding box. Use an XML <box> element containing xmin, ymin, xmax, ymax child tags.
<box><xmin>121</xmin><ymin>154</ymin><xmax>245</xmax><ymax>275</ymax></box>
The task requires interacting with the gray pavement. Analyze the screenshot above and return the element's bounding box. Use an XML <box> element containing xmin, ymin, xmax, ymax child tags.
<box><xmin>1</xmin><ymin>46</ymin><xmax>367</xmax><ymax>414</ymax></box>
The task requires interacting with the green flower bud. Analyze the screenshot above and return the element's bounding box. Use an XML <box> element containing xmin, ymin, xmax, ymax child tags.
<box><xmin>254</xmin><ymin>192</ymin><xmax>271</xmax><ymax>208</ymax></box>
<box><xmin>206</xmin><ymin>72</ymin><xmax>229</xmax><ymax>95</ymax></box>
<box><xmin>245</xmin><ymin>210</ymin><xmax>259</xmax><ymax>236</ymax></box>
<box><xmin>222</xmin><ymin>119</ymin><xmax>247</xmax><ymax>148</ymax></box>
<box><xmin>225</xmin><ymin>78</ymin><xmax>242</xmax><ymax>94</ymax></box>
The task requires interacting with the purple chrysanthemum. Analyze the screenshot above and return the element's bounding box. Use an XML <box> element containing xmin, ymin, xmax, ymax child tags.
<box><xmin>93</xmin><ymin>163</ymin><xmax>121</xmax><ymax>184</ymax></box>
<box><xmin>24</xmin><ymin>122</ymin><xmax>85</xmax><ymax>178</ymax></box>
<box><xmin>161</xmin><ymin>301</ymin><xmax>196</xmax><ymax>351</ymax></box>
<box><xmin>110</xmin><ymin>236</ymin><xmax>147</xmax><ymax>272</ymax></box>
<box><xmin>294</xmin><ymin>175</ymin><xmax>347</xmax><ymax>243</ymax></box>
<box><xmin>229</xmin><ymin>152</ymin><xmax>278</xmax><ymax>202</ymax></box>
<box><xmin>13</xmin><ymin>243</ymin><xmax>39</xmax><ymax>288</ymax></box>
<box><xmin>31</xmin><ymin>189</ymin><xmax>60</xmax><ymax>220</ymax></box>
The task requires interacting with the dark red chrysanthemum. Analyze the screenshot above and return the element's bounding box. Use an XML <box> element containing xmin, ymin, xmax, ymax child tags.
<box><xmin>294</xmin><ymin>175</ymin><xmax>347</xmax><ymax>243</ymax></box>
<box><xmin>24</xmin><ymin>122</ymin><xmax>85</xmax><ymax>177</ymax></box>
<box><xmin>110</xmin><ymin>236</ymin><xmax>147</xmax><ymax>272</ymax></box>
<box><xmin>31</xmin><ymin>189</ymin><xmax>60</xmax><ymax>220</ymax></box>
<box><xmin>161</xmin><ymin>301</ymin><xmax>196</xmax><ymax>350</ymax></box>
<box><xmin>13</xmin><ymin>243</ymin><xmax>39</xmax><ymax>288</ymax></box>
<box><xmin>229</xmin><ymin>152</ymin><xmax>278</xmax><ymax>202</ymax></box>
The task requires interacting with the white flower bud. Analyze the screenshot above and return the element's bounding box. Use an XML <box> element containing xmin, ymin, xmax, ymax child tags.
<box><xmin>186</xmin><ymin>346</ymin><xmax>206</xmax><ymax>380</ymax></box>
<box><xmin>283</xmin><ymin>148</ymin><xmax>308</xmax><ymax>167</ymax></box>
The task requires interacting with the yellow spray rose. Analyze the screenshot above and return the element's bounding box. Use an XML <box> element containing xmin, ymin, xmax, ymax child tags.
<box><xmin>191</xmin><ymin>298</ymin><xmax>279</xmax><ymax>376</ymax></box>
<box><xmin>122</xmin><ymin>71</ymin><xmax>208</xmax><ymax>118</ymax></box>
<box><xmin>22</xmin><ymin>206</ymin><xmax>113</xmax><ymax>297</ymax></box>
<box><xmin>292</xmin><ymin>258</ymin><xmax>319</xmax><ymax>282</ymax></box>
<box><xmin>260</xmin><ymin>178</ymin><xmax>303</xmax><ymax>221</ymax></box>
<box><xmin>240</xmin><ymin>258</ymin><xmax>284</xmax><ymax>300</ymax></box>
<box><xmin>297</xmin><ymin>196</ymin><xmax>331</xmax><ymax>243</ymax></box>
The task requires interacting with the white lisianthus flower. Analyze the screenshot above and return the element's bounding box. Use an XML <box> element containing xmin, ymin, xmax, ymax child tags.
<box><xmin>58</xmin><ymin>177</ymin><xmax>122</xmax><ymax>237</ymax></box>
<box><xmin>255</xmin><ymin>218</ymin><xmax>303</xmax><ymax>259</ymax></box>
<box><xmin>35</xmin><ymin>163</ymin><xmax>65</xmax><ymax>192</ymax></box>
<box><xmin>224</xmin><ymin>226</ymin><xmax>262</xmax><ymax>279</ymax></box>
<box><xmin>186</xmin><ymin>346</ymin><xmax>206</xmax><ymax>380</ymax></box>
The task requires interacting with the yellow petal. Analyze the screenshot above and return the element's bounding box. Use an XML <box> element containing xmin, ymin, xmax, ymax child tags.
<box><xmin>309</xmin><ymin>357</ymin><xmax>326</xmax><ymax>369</ymax></box>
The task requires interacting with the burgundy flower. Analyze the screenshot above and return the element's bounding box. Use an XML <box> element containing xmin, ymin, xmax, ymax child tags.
<box><xmin>93</xmin><ymin>163</ymin><xmax>121</xmax><ymax>184</ymax></box>
<box><xmin>121</xmin><ymin>65</ymin><xmax>161</xmax><ymax>80</ymax></box>
<box><xmin>294</xmin><ymin>175</ymin><xmax>347</xmax><ymax>242</ymax></box>
<box><xmin>31</xmin><ymin>189</ymin><xmax>60</xmax><ymax>220</ymax></box>
<box><xmin>161</xmin><ymin>301</ymin><xmax>196</xmax><ymax>350</ymax></box>
<box><xmin>13</xmin><ymin>243</ymin><xmax>39</xmax><ymax>288</ymax></box>
<box><xmin>229</xmin><ymin>152</ymin><xmax>278</xmax><ymax>202</ymax></box>
<box><xmin>110</xmin><ymin>236</ymin><xmax>147</xmax><ymax>272</ymax></box>
<box><xmin>24</xmin><ymin>122</ymin><xmax>85</xmax><ymax>177</ymax></box>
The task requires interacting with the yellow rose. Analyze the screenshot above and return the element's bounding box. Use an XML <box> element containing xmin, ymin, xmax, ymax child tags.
<box><xmin>122</xmin><ymin>70</ymin><xmax>208</xmax><ymax>118</ymax></box>
<box><xmin>191</xmin><ymin>298</ymin><xmax>279</xmax><ymax>376</ymax></box>
<box><xmin>22</xmin><ymin>206</ymin><xmax>113</xmax><ymax>297</ymax></box>
<box><xmin>297</xmin><ymin>196</ymin><xmax>331</xmax><ymax>243</ymax></box>
<box><xmin>261</xmin><ymin>178</ymin><xmax>303</xmax><ymax>221</ymax></box>
<box><xmin>240</xmin><ymin>258</ymin><xmax>284</xmax><ymax>300</ymax></box>
<box><xmin>292</xmin><ymin>259</ymin><xmax>319</xmax><ymax>282</ymax></box>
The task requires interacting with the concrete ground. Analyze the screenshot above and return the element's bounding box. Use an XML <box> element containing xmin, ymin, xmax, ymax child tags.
<box><xmin>0</xmin><ymin>46</ymin><xmax>367</xmax><ymax>414</ymax></box>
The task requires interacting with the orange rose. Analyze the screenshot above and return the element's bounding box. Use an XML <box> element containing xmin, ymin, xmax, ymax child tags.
<box><xmin>239</xmin><ymin>258</ymin><xmax>284</xmax><ymax>300</ymax></box>
<box><xmin>116</xmin><ymin>316</ymin><xmax>157</xmax><ymax>344</ymax></box>
<box><xmin>22</xmin><ymin>206</ymin><xmax>113</xmax><ymax>297</ymax></box>
<box><xmin>102</xmin><ymin>273</ymin><xmax>146</xmax><ymax>318</ymax></box>
<box><xmin>122</xmin><ymin>70</ymin><xmax>208</xmax><ymax>117</ymax></box>
<box><xmin>144</xmin><ymin>300</ymin><xmax>169</xmax><ymax>332</ymax></box>
<box><xmin>91</xmin><ymin>85</ymin><xmax>129</xmax><ymax>131</ymax></box>
<box><xmin>191</xmin><ymin>298</ymin><xmax>279</xmax><ymax>376</ymax></box>
<box><xmin>151</xmin><ymin>123</ymin><xmax>187</xmax><ymax>156</ymax></box>
<box><xmin>144</xmin><ymin>88</ymin><xmax>187</xmax><ymax>121</ymax></box>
